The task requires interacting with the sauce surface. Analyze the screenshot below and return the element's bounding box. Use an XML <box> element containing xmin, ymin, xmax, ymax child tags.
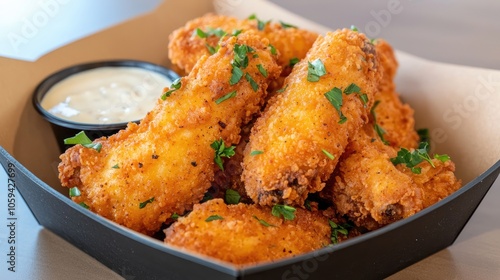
<box><xmin>41</xmin><ymin>66</ymin><xmax>172</xmax><ymax>124</ymax></box>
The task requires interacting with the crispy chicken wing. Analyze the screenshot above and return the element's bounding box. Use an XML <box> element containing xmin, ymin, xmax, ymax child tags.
<box><xmin>164</xmin><ymin>199</ymin><xmax>331</xmax><ymax>266</ymax></box>
<box><xmin>58</xmin><ymin>32</ymin><xmax>280</xmax><ymax>235</ymax></box>
<box><xmin>242</xmin><ymin>29</ymin><xmax>382</xmax><ymax>207</ymax></box>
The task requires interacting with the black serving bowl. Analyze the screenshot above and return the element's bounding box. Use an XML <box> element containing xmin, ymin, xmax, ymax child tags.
<box><xmin>32</xmin><ymin>60</ymin><xmax>179</xmax><ymax>152</ymax></box>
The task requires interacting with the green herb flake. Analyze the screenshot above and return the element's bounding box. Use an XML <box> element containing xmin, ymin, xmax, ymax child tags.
<box><xmin>350</xmin><ymin>25</ymin><xmax>359</xmax><ymax>32</ymax></box>
<box><xmin>171</xmin><ymin>212</ymin><xmax>180</xmax><ymax>220</ymax></box>
<box><xmin>322</xmin><ymin>149</ymin><xmax>335</xmax><ymax>160</ymax></box>
<box><xmin>161</xmin><ymin>77</ymin><xmax>182</xmax><ymax>100</ymax></box>
<box><xmin>112</xmin><ymin>164</ymin><xmax>119</xmax><ymax>169</ymax></box>
<box><xmin>225</xmin><ymin>189</ymin><xmax>241</xmax><ymax>205</ymax></box>
<box><xmin>250</xmin><ymin>150</ymin><xmax>264</xmax><ymax>156</ymax></box>
<box><xmin>358</xmin><ymin>93</ymin><xmax>369</xmax><ymax>106</ymax></box>
<box><xmin>64</xmin><ymin>131</ymin><xmax>102</xmax><ymax>152</ymax></box>
<box><xmin>343</xmin><ymin>83</ymin><xmax>361</xmax><ymax>95</ymax></box>
<box><xmin>370</xmin><ymin>100</ymin><xmax>389</xmax><ymax>145</ymax></box>
<box><xmin>253</xmin><ymin>215</ymin><xmax>275</xmax><ymax>227</ymax></box>
<box><xmin>215</xmin><ymin>90</ymin><xmax>237</xmax><ymax>104</ymax></box>
<box><xmin>329</xmin><ymin>220</ymin><xmax>349</xmax><ymax>244</ymax></box>
<box><xmin>276</xmin><ymin>84</ymin><xmax>288</xmax><ymax>93</ymax></box>
<box><xmin>417</xmin><ymin>128</ymin><xmax>430</xmax><ymax>150</ymax></box>
<box><xmin>245</xmin><ymin>72</ymin><xmax>259</xmax><ymax>92</ymax></box>
<box><xmin>230</xmin><ymin>65</ymin><xmax>244</xmax><ymax>85</ymax></box>
<box><xmin>232</xmin><ymin>29</ymin><xmax>243</xmax><ymax>36</ymax></box>
<box><xmin>195</xmin><ymin>28</ymin><xmax>208</xmax><ymax>38</ymax></box>
<box><xmin>139</xmin><ymin>197</ymin><xmax>155</xmax><ymax>209</ymax></box>
<box><xmin>307</xmin><ymin>58</ymin><xmax>327</xmax><ymax>82</ymax></box>
<box><xmin>233</xmin><ymin>44</ymin><xmax>249</xmax><ymax>68</ymax></box>
<box><xmin>201</xmin><ymin>192</ymin><xmax>213</xmax><ymax>202</ymax></box>
<box><xmin>79</xmin><ymin>202</ymin><xmax>89</xmax><ymax>209</ymax></box>
<box><xmin>324</xmin><ymin>87</ymin><xmax>347</xmax><ymax>124</ymax></box>
<box><xmin>390</xmin><ymin>142</ymin><xmax>439</xmax><ymax>174</ymax></box>
<box><xmin>269</xmin><ymin>44</ymin><xmax>277</xmax><ymax>55</ymax></box>
<box><xmin>434</xmin><ymin>154</ymin><xmax>451</xmax><ymax>162</ymax></box>
<box><xmin>289</xmin><ymin>57</ymin><xmax>300</xmax><ymax>67</ymax></box>
<box><xmin>271</xmin><ymin>204</ymin><xmax>296</xmax><ymax>221</ymax></box>
<box><xmin>205</xmin><ymin>43</ymin><xmax>217</xmax><ymax>55</ymax></box>
<box><xmin>205</xmin><ymin>215</ymin><xmax>224</xmax><ymax>222</ymax></box>
<box><xmin>69</xmin><ymin>187</ymin><xmax>81</xmax><ymax>197</ymax></box>
<box><xmin>211</xmin><ymin>139</ymin><xmax>236</xmax><ymax>171</ymax></box>
<box><xmin>280</xmin><ymin>21</ymin><xmax>297</xmax><ymax>29</ymax></box>
<box><xmin>257</xmin><ymin>64</ymin><xmax>268</xmax><ymax>77</ymax></box>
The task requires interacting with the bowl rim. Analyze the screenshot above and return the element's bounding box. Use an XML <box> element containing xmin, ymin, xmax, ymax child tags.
<box><xmin>32</xmin><ymin>59</ymin><xmax>180</xmax><ymax>130</ymax></box>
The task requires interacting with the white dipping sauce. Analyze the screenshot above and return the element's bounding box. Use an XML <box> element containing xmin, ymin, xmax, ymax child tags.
<box><xmin>41</xmin><ymin>66</ymin><xmax>173</xmax><ymax>124</ymax></box>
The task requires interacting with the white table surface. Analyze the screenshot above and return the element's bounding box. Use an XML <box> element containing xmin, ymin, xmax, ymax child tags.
<box><xmin>1</xmin><ymin>0</ymin><xmax>500</xmax><ymax>279</ymax></box>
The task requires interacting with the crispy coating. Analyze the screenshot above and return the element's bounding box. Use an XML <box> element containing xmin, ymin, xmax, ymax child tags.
<box><xmin>329</xmin><ymin>128</ymin><xmax>424</xmax><ymax>230</ymax></box>
<box><xmin>371</xmin><ymin>40</ymin><xmax>419</xmax><ymax>149</ymax></box>
<box><xmin>58</xmin><ymin>32</ymin><xmax>281</xmax><ymax>235</ymax></box>
<box><xmin>398</xmin><ymin>158</ymin><xmax>462</xmax><ymax>208</ymax></box>
<box><xmin>168</xmin><ymin>13</ymin><xmax>318</xmax><ymax>77</ymax></box>
<box><xmin>242</xmin><ymin>29</ymin><xmax>382</xmax><ymax>206</ymax></box>
<box><xmin>164</xmin><ymin>199</ymin><xmax>331</xmax><ymax>266</ymax></box>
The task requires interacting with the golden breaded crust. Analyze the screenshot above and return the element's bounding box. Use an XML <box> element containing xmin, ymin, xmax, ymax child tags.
<box><xmin>242</xmin><ymin>29</ymin><xmax>382</xmax><ymax>206</ymax></box>
<box><xmin>164</xmin><ymin>199</ymin><xmax>331</xmax><ymax>266</ymax></box>
<box><xmin>58</xmin><ymin>31</ymin><xmax>281</xmax><ymax>235</ymax></box>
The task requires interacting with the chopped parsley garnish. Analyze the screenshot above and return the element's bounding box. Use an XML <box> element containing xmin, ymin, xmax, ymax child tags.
<box><xmin>269</xmin><ymin>44</ymin><xmax>277</xmax><ymax>55</ymax></box>
<box><xmin>257</xmin><ymin>64</ymin><xmax>268</xmax><ymax>77</ymax></box>
<box><xmin>161</xmin><ymin>77</ymin><xmax>181</xmax><ymax>100</ymax></box>
<box><xmin>271</xmin><ymin>204</ymin><xmax>296</xmax><ymax>221</ymax></box>
<box><xmin>329</xmin><ymin>220</ymin><xmax>349</xmax><ymax>244</ymax></box>
<box><xmin>434</xmin><ymin>154</ymin><xmax>451</xmax><ymax>162</ymax></box>
<box><xmin>69</xmin><ymin>187</ymin><xmax>81</xmax><ymax>197</ymax></box>
<box><xmin>248</xmin><ymin>14</ymin><xmax>269</xmax><ymax>30</ymax></box>
<box><xmin>370</xmin><ymin>100</ymin><xmax>389</xmax><ymax>145</ymax></box>
<box><xmin>324</xmin><ymin>87</ymin><xmax>347</xmax><ymax>124</ymax></box>
<box><xmin>205</xmin><ymin>43</ymin><xmax>218</xmax><ymax>55</ymax></box>
<box><xmin>211</xmin><ymin>139</ymin><xmax>236</xmax><ymax>171</ymax></box>
<box><xmin>245</xmin><ymin>72</ymin><xmax>259</xmax><ymax>91</ymax></box>
<box><xmin>64</xmin><ymin>131</ymin><xmax>102</xmax><ymax>152</ymax></box>
<box><xmin>276</xmin><ymin>84</ymin><xmax>288</xmax><ymax>93</ymax></box>
<box><xmin>112</xmin><ymin>164</ymin><xmax>119</xmax><ymax>169</ymax></box>
<box><xmin>139</xmin><ymin>197</ymin><xmax>155</xmax><ymax>209</ymax></box>
<box><xmin>289</xmin><ymin>57</ymin><xmax>300</xmax><ymax>67</ymax></box>
<box><xmin>307</xmin><ymin>59</ymin><xmax>327</xmax><ymax>82</ymax></box>
<box><xmin>322</xmin><ymin>149</ymin><xmax>335</xmax><ymax>160</ymax></box>
<box><xmin>171</xmin><ymin>212</ymin><xmax>180</xmax><ymax>220</ymax></box>
<box><xmin>205</xmin><ymin>215</ymin><xmax>224</xmax><ymax>222</ymax></box>
<box><xmin>350</xmin><ymin>25</ymin><xmax>359</xmax><ymax>32</ymax></box>
<box><xmin>232</xmin><ymin>29</ymin><xmax>243</xmax><ymax>36</ymax></box>
<box><xmin>194</xmin><ymin>27</ymin><xmax>226</xmax><ymax>38</ymax></box>
<box><xmin>79</xmin><ymin>202</ymin><xmax>89</xmax><ymax>209</ymax></box>
<box><xmin>250</xmin><ymin>150</ymin><xmax>264</xmax><ymax>156</ymax></box>
<box><xmin>215</xmin><ymin>90</ymin><xmax>237</xmax><ymax>104</ymax></box>
<box><xmin>253</xmin><ymin>215</ymin><xmax>275</xmax><ymax>227</ymax></box>
<box><xmin>233</xmin><ymin>44</ymin><xmax>250</xmax><ymax>68</ymax></box>
<box><xmin>201</xmin><ymin>192</ymin><xmax>213</xmax><ymax>202</ymax></box>
<box><xmin>417</xmin><ymin>128</ymin><xmax>430</xmax><ymax>150</ymax></box>
<box><xmin>225</xmin><ymin>189</ymin><xmax>241</xmax><ymax>205</ymax></box>
<box><xmin>391</xmin><ymin>142</ymin><xmax>449</xmax><ymax>174</ymax></box>
<box><xmin>304</xmin><ymin>200</ymin><xmax>312</xmax><ymax>211</ymax></box>
<box><xmin>280</xmin><ymin>21</ymin><xmax>297</xmax><ymax>29</ymax></box>
<box><xmin>344</xmin><ymin>83</ymin><xmax>368</xmax><ymax>106</ymax></box>
<box><xmin>230</xmin><ymin>65</ymin><xmax>244</xmax><ymax>85</ymax></box>
<box><xmin>343</xmin><ymin>83</ymin><xmax>361</xmax><ymax>95</ymax></box>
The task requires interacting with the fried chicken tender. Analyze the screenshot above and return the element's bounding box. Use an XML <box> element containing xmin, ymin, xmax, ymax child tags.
<box><xmin>371</xmin><ymin>40</ymin><xmax>419</xmax><ymax>149</ymax></box>
<box><xmin>58</xmin><ymin>32</ymin><xmax>281</xmax><ymax>235</ymax></box>
<box><xmin>164</xmin><ymin>199</ymin><xmax>331</xmax><ymax>266</ymax></box>
<box><xmin>242</xmin><ymin>29</ymin><xmax>382</xmax><ymax>207</ymax></box>
<box><xmin>329</xmin><ymin>127</ymin><xmax>424</xmax><ymax>230</ymax></box>
<box><xmin>168</xmin><ymin>13</ymin><xmax>318</xmax><ymax>77</ymax></box>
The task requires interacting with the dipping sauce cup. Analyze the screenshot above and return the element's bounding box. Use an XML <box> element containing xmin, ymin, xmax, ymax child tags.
<box><xmin>33</xmin><ymin>60</ymin><xmax>179</xmax><ymax>152</ymax></box>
